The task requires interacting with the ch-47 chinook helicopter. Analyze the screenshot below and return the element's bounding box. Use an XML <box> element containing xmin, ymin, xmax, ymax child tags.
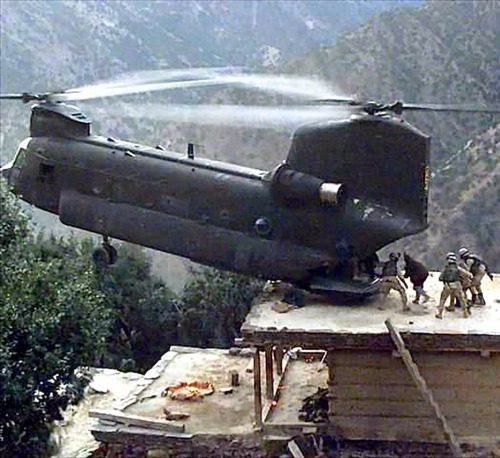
<box><xmin>1</xmin><ymin>69</ymin><xmax>498</xmax><ymax>299</ymax></box>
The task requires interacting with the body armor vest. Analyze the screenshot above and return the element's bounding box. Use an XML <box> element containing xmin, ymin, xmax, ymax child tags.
<box><xmin>382</xmin><ymin>259</ymin><xmax>398</xmax><ymax>277</ymax></box>
<box><xmin>441</xmin><ymin>264</ymin><xmax>460</xmax><ymax>283</ymax></box>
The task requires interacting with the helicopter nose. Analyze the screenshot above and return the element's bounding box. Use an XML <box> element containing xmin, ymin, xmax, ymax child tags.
<box><xmin>1</xmin><ymin>160</ymin><xmax>14</xmax><ymax>181</ymax></box>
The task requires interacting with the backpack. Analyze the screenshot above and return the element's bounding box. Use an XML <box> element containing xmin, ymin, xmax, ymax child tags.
<box><xmin>467</xmin><ymin>254</ymin><xmax>487</xmax><ymax>275</ymax></box>
<box><xmin>441</xmin><ymin>264</ymin><xmax>460</xmax><ymax>283</ymax></box>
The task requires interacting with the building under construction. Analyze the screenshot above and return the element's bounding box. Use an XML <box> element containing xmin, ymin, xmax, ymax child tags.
<box><xmin>57</xmin><ymin>273</ymin><xmax>500</xmax><ymax>457</ymax></box>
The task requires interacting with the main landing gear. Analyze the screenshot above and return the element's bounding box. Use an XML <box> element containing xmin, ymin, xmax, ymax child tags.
<box><xmin>92</xmin><ymin>235</ymin><xmax>118</xmax><ymax>269</ymax></box>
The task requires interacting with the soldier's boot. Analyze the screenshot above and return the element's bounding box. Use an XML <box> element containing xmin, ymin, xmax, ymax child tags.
<box><xmin>477</xmin><ymin>293</ymin><xmax>486</xmax><ymax>306</ymax></box>
<box><xmin>445</xmin><ymin>304</ymin><xmax>455</xmax><ymax>312</ymax></box>
<box><xmin>463</xmin><ymin>308</ymin><xmax>470</xmax><ymax>318</ymax></box>
<box><xmin>435</xmin><ymin>311</ymin><xmax>443</xmax><ymax>319</ymax></box>
<box><xmin>471</xmin><ymin>294</ymin><xmax>479</xmax><ymax>305</ymax></box>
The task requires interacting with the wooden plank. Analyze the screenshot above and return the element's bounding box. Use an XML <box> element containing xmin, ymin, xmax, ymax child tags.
<box><xmin>263</xmin><ymin>422</ymin><xmax>318</xmax><ymax>438</ymax></box>
<box><xmin>327</xmin><ymin>351</ymin><xmax>335</xmax><ymax>385</ymax></box>
<box><xmin>89</xmin><ymin>409</ymin><xmax>185</xmax><ymax>432</ymax></box>
<box><xmin>330</xmin><ymin>414</ymin><xmax>500</xmax><ymax>439</ymax></box>
<box><xmin>329</xmin><ymin>415</ymin><xmax>445</xmax><ymax>442</ymax></box>
<box><xmin>385</xmin><ymin>319</ymin><xmax>461</xmax><ymax>458</ymax></box>
<box><xmin>330</xmin><ymin>399</ymin><xmax>499</xmax><ymax>418</ymax></box>
<box><xmin>329</xmin><ymin>384</ymin><xmax>455</xmax><ymax>402</ymax></box>
<box><xmin>241</xmin><ymin>327</ymin><xmax>500</xmax><ymax>352</ymax></box>
<box><xmin>331</xmin><ymin>366</ymin><xmax>500</xmax><ymax>387</ymax></box>
<box><xmin>330</xmin><ymin>350</ymin><xmax>500</xmax><ymax>372</ymax></box>
<box><xmin>275</xmin><ymin>345</ymin><xmax>284</xmax><ymax>376</ymax></box>
<box><xmin>262</xmin><ymin>354</ymin><xmax>290</xmax><ymax>422</ymax></box>
<box><xmin>415</xmin><ymin>352</ymin><xmax>500</xmax><ymax>371</ymax></box>
<box><xmin>265</xmin><ymin>346</ymin><xmax>274</xmax><ymax>400</ymax></box>
<box><xmin>254</xmin><ymin>349</ymin><xmax>262</xmax><ymax>427</ymax></box>
<box><xmin>329</xmin><ymin>384</ymin><xmax>500</xmax><ymax>404</ymax></box>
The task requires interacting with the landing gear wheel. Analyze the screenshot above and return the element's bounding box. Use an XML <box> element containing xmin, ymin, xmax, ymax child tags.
<box><xmin>93</xmin><ymin>246</ymin><xmax>110</xmax><ymax>269</ymax></box>
<box><xmin>104</xmin><ymin>244</ymin><xmax>118</xmax><ymax>265</ymax></box>
<box><xmin>283</xmin><ymin>288</ymin><xmax>306</xmax><ymax>307</ymax></box>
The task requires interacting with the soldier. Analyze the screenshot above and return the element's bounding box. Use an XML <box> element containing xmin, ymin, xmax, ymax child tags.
<box><xmin>458</xmin><ymin>247</ymin><xmax>493</xmax><ymax>305</ymax></box>
<box><xmin>403</xmin><ymin>252</ymin><xmax>431</xmax><ymax>305</ymax></box>
<box><xmin>379</xmin><ymin>252</ymin><xmax>409</xmax><ymax>311</ymax></box>
<box><xmin>436</xmin><ymin>253</ymin><xmax>470</xmax><ymax>319</ymax></box>
<box><xmin>446</xmin><ymin>251</ymin><xmax>473</xmax><ymax>311</ymax></box>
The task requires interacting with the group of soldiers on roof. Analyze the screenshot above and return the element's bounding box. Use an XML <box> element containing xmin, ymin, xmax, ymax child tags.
<box><xmin>377</xmin><ymin>247</ymin><xmax>493</xmax><ymax>319</ymax></box>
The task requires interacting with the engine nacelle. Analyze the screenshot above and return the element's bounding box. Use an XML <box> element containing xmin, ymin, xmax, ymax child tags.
<box><xmin>30</xmin><ymin>102</ymin><xmax>91</xmax><ymax>138</ymax></box>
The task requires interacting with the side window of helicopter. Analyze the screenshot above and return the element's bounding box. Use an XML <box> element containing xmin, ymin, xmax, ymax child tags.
<box><xmin>38</xmin><ymin>162</ymin><xmax>55</xmax><ymax>184</ymax></box>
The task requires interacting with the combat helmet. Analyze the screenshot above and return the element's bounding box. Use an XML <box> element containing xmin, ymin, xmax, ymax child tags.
<box><xmin>446</xmin><ymin>253</ymin><xmax>457</xmax><ymax>264</ymax></box>
<box><xmin>458</xmin><ymin>247</ymin><xmax>469</xmax><ymax>258</ymax></box>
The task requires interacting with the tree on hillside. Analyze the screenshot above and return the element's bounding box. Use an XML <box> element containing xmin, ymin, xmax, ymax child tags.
<box><xmin>90</xmin><ymin>243</ymin><xmax>179</xmax><ymax>372</ymax></box>
<box><xmin>0</xmin><ymin>180</ymin><xmax>110</xmax><ymax>457</ymax></box>
<box><xmin>178</xmin><ymin>268</ymin><xmax>264</xmax><ymax>348</ymax></box>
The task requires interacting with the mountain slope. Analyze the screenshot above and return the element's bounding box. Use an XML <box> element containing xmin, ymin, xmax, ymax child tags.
<box><xmin>280</xmin><ymin>0</ymin><xmax>499</xmax><ymax>269</ymax></box>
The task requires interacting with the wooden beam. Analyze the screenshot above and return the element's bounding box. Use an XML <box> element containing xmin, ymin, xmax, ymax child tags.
<box><xmin>89</xmin><ymin>409</ymin><xmax>185</xmax><ymax>432</ymax></box>
<box><xmin>253</xmin><ymin>349</ymin><xmax>262</xmax><ymax>427</ymax></box>
<box><xmin>327</xmin><ymin>351</ymin><xmax>335</xmax><ymax>385</ymax></box>
<box><xmin>262</xmin><ymin>354</ymin><xmax>291</xmax><ymax>423</ymax></box>
<box><xmin>385</xmin><ymin>319</ymin><xmax>462</xmax><ymax>458</ymax></box>
<box><xmin>275</xmin><ymin>345</ymin><xmax>284</xmax><ymax>375</ymax></box>
<box><xmin>265</xmin><ymin>346</ymin><xmax>274</xmax><ymax>400</ymax></box>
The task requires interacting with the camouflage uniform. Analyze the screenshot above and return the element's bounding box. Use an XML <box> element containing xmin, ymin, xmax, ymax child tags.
<box><xmin>446</xmin><ymin>262</ymin><xmax>473</xmax><ymax>311</ymax></box>
<box><xmin>437</xmin><ymin>261</ymin><xmax>470</xmax><ymax>319</ymax></box>
<box><xmin>459</xmin><ymin>248</ymin><xmax>492</xmax><ymax>305</ymax></box>
<box><xmin>379</xmin><ymin>254</ymin><xmax>408</xmax><ymax>310</ymax></box>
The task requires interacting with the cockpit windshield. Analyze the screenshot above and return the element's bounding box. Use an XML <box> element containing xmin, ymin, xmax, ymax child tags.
<box><xmin>13</xmin><ymin>137</ymin><xmax>32</xmax><ymax>170</ymax></box>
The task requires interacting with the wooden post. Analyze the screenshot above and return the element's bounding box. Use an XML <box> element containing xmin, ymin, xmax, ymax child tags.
<box><xmin>327</xmin><ymin>351</ymin><xmax>335</xmax><ymax>385</ymax></box>
<box><xmin>275</xmin><ymin>345</ymin><xmax>284</xmax><ymax>376</ymax></box>
<box><xmin>253</xmin><ymin>349</ymin><xmax>262</xmax><ymax>427</ymax></box>
<box><xmin>385</xmin><ymin>319</ymin><xmax>462</xmax><ymax>458</ymax></box>
<box><xmin>265</xmin><ymin>346</ymin><xmax>274</xmax><ymax>399</ymax></box>
<box><xmin>230</xmin><ymin>370</ymin><xmax>239</xmax><ymax>387</ymax></box>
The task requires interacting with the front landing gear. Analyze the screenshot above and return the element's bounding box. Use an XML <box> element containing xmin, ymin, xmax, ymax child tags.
<box><xmin>92</xmin><ymin>235</ymin><xmax>118</xmax><ymax>269</ymax></box>
<box><xmin>283</xmin><ymin>287</ymin><xmax>306</xmax><ymax>307</ymax></box>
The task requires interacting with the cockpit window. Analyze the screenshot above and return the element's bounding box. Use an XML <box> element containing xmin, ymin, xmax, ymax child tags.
<box><xmin>13</xmin><ymin>137</ymin><xmax>32</xmax><ymax>169</ymax></box>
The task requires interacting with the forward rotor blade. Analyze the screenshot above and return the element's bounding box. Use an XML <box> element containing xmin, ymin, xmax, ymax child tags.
<box><xmin>53</xmin><ymin>79</ymin><xmax>229</xmax><ymax>102</ymax></box>
<box><xmin>0</xmin><ymin>93</ymin><xmax>28</xmax><ymax>100</ymax></box>
<box><xmin>402</xmin><ymin>102</ymin><xmax>500</xmax><ymax>114</ymax></box>
<box><xmin>96</xmin><ymin>103</ymin><xmax>353</xmax><ymax>128</ymax></box>
<box><xmin>65</xmin><ymin>67</ymin><xmax>241</xmax><ymax>92</ymax></box>
<box><xmin>55</xmin><ymin>72</ymin><xmax>349</xmax><ymax>103</ymax></box>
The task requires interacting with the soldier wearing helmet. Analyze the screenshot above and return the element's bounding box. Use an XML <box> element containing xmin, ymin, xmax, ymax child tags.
<box><xmin>436</xmin><ymin>253</ymin><xmax>470</xmax><ymax>319</ymax></box>
<box><xmin>458</xmin><ymin>247</ymin><xmax>492</xmax><ymax>306</ymax></box>
<box><xmin>378</xmin><ymin>252</ymin><xmax>409</xmax><ymax>311</ymax></box>
<box><xmin>444</xmin><ymin>251</ymin><xmax>473</xmax><ymax>312</ymax></box>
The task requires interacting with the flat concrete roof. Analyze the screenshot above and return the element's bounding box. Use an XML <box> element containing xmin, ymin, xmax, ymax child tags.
<box><xmin>242</xmin><ymin>272</ymin><xmax>500</xmax><ymax>351</ymax></box>
<box><xmin>91</xmin><ymin>347</ymin><xmax>259</xmax><ymax>446</ymax></box>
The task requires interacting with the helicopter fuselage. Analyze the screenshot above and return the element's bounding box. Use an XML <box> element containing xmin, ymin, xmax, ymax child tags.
<box><xmin>7</xmin><ymin>102</ymin><xmax>430</xmax><ymax>294</ymax></box>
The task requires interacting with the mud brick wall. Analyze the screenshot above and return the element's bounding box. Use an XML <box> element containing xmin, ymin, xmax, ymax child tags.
<box><xmin>327</xmin><ymin>350</ymin><xmax>500</xmax><ymax>442</ymax></box>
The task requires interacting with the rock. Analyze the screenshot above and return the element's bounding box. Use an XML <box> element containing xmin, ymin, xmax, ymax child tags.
<box><xmin>271</xmin><ymin>301</ymin><xmax>290</xmax><ymax>313</ymax></box>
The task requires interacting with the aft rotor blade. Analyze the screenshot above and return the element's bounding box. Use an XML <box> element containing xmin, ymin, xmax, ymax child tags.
<box><xmin>402</xmin><ymin>102</ymin><xmax>500</xmax><ymax>114</ymax></box>
<box><xmin>99</xmin><ymin>103</ymin><xmax>353</xmax><ymax>128</ymax></box>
